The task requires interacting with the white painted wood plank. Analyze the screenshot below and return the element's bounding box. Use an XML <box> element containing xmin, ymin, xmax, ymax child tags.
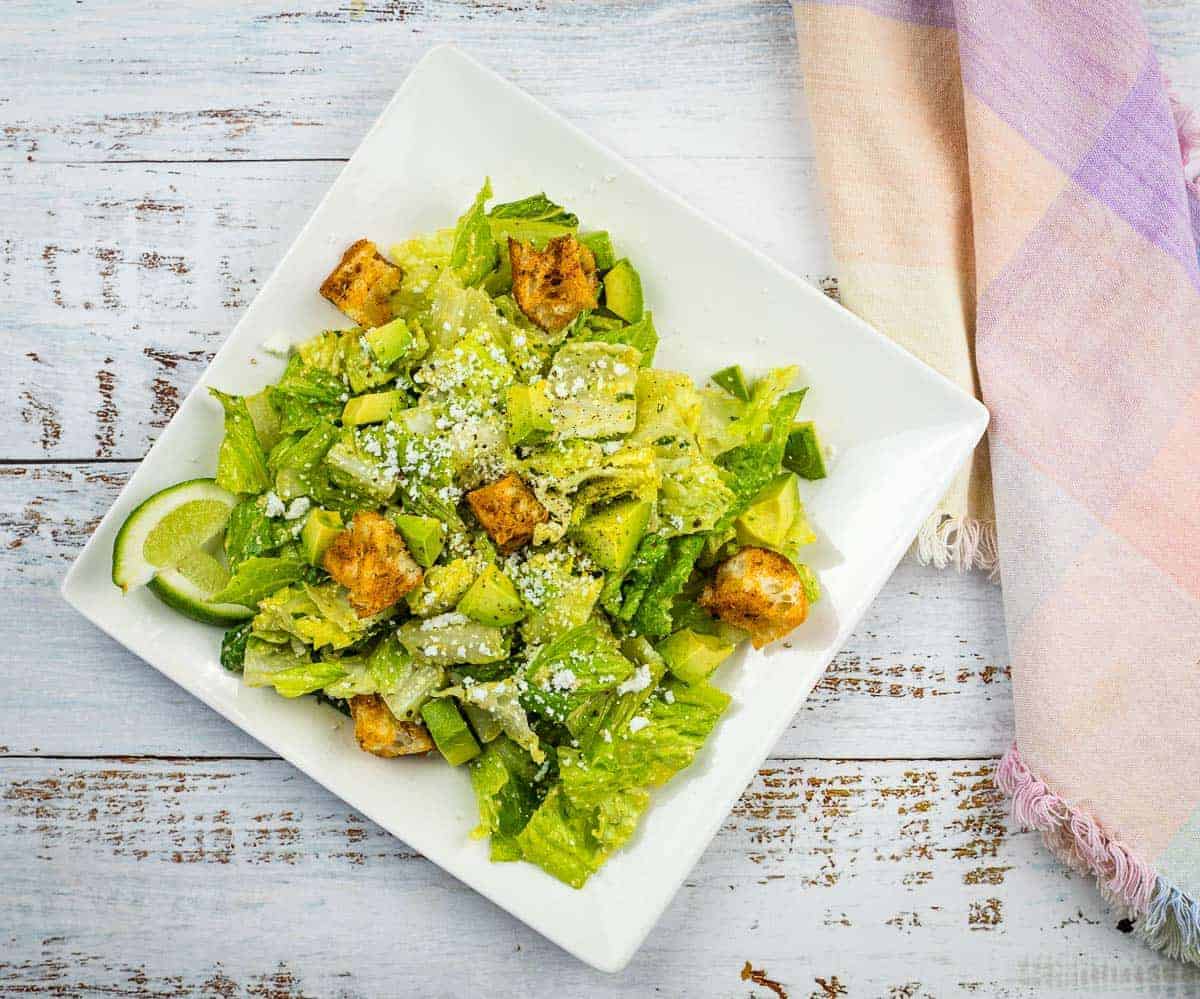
<box><xmin>0</xmin><ymin>464</ymin><xmax>1010</xmax><ymax>759</ymax></box>
<box><xmin>3</xmin><ymin>757</ymin><xmax>1196</xmax><ymax>996</ymax></box>
<box><xmin>2</xmin><ymin>157</ymin><xmax>830</xmax><ymax>460</ymax></box>
<box><xmin>3</xmin><ymin>1</ymin><xmax>1197</xmax><ymax>165</ymax></box>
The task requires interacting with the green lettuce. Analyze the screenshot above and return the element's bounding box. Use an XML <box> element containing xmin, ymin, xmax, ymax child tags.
<box><xmin>252</xmin><ymin>582</ymin><xmax>384</xmax><ymax>651</ymax></box>
<box><xmin>520</xmin><ymin>620</ymin><xmax>635</xmax><ymax>731</ymax></box>
<box><xmin>715</xmin><ymin>389</ymin><xmax>807</xmax><ymax>531</ymax></box>
<box><xmin>582</xmin><ymin>312</ymin><xmax>658</xmax><ymax>367</ymax></box>
<box><xmin>542</xmin><ymin>341</ymin><xmax>640</xmax><ymax>440</ymax></box>
<box><xmin>211</xmin><ymin>556</ymin><xmax>305</xmax><ymax>608</ymax></box>
<box><xmin>488</xmin><ymin>192</ymin><xmax>578</xmax><ymax>247</ymax></box>
<box><xmin>510</xmin><ymin>548</ymin><xmax>603</xmax><ymax>645</ymax></box>
<box><xmin>443</xmin><ymin>677</ymin><xmax>543</xmax><ymax>763</ymax></box>
<box><xmin>513</xmin><ymin>785</ymin><xmax>610</xmax><ymax>888</ymax></box>
<box><xmin>451</xmin><ymin>179</ymin><xmax>500</xmax><ymax>287</ymax></box>
<box><xmin>396</xmin><ymin>612</ymin><xmax>509</xmax><ymax>667</ymax></box>
<box><xmin>210</xmin><ymin>389</ymin><xmax>270</xmax><ymax>496</ymax></box>
<box><xmin>242</xmin><ymin>636</ymin><xmax>346</xmax><ymax>698</ymax></box>
<box><xmin>630</xmin><ymin>534</ymin><xmax>706</xmax><ymax>640</ymax></box>
<box><xmin>268</xmin><ymin>356</ymin><xmax>346</xmax><ymax>435</ymax></box>
<box><xmin>224</xmin><ymin>497</ymin><xmax>292</xmax><ymax>569</ymax></box>
<box><xmin>610</xmin><ymin>532</ymin><xmax>669</xmax><ymax>620</ymax></box>
<box><xmin>469</xmin><ymin>737</ymin><xmax>543</xmax><ymax>861</ymax></box>
<box><xmin>697</xmin><ymin>366</ymin><xmax>801</xmax><ymax>459</ymax></box>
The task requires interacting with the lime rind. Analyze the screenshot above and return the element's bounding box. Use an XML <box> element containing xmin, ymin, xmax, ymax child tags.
<box><xmin>112</xmin><ymin>478</ymin><xmax>238</xmax><ymax>591</ymax></box>
<box><xmin>147</xmin><ymin>569</ymin><xmax>254</xmax><ymax>626</ymax></box>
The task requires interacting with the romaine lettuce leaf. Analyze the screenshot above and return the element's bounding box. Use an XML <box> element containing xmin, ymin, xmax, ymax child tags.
<box><xmin>252</xmin><ymin>582</ymin><xmax>383</xmax><ymax>651</ymax></box>
<box><xmin>513</xmin><ymin>785</ymin><xmax>607</xmax><ymax>888</ymax></box>
<box><xmin>714</xmin><ymin>389</ymin><xmax>807</xmax><ymax>531</ymax></box>
<box><xmin>210</xmin><ymin>389</ymin><xmax>271</xmax><ymax>496</ymax></box>
<box><xmin>451</xmin><ymin>179</ymin><xmax>500</xmax><ymax>287</ymax></box>
<box><xmin>268</xmin><ymin>356</ymin><xmax>346</xmax><ymax>435</ymax></box>
<box><xmin>582</xmin><ymin>312</ymin><xmax>658</xmax><ymax>367</ymax></box>
<box><xmin>242</xmin><ymin>636</ymin><xmax>346</xmax><ymax>698</ymax></box>
<box><xmin>469</xmin><ymin>737</ymin><xmax>543</xmax><ymax>860</ymax></box>
<box><xmin>487</xmin><ymin>192</ymin><xmax>578</xmax><ymax>248</ymax></box>
<box><xmin>610</xmin><ymin>532</ymin><xmax>669</xmax><ymax>620</ymax></box>
<box><xmin>509</xmin><ymin>548</ymin><xmax>603</xmax><ymax>645</ymax></box>
<box><xmin>389</xmin><ymin>228</ymin><xmax>455</xmax><ymax>320</ymax></box>
<box><xmin>211</xmin><ymin>556</ymin><xmax>305</xmax><ymax>608</ymax></box>
<box><xmin>697</xmin><ymin>366</ymin><xmax>801</xmax><ymax>459</ymax></box>
<box><xmin>224</xmin><ymin>497</ymin><xmax>292</xmax><ymax>569</ymax></box>
<box><xmin>520</xmin><ymin>620</ymin><xmax>635</xmax><ymax>729</ymax></box>
<box><xmin>630</xmin><ymin>534</ymin><xmax>706</xmax><ymax>640</ymax></box>
<box><xmin>542</xmin><ymin>341</ymin><xmax>640</xmax><ymax>440</ymax></box>
<box><xmin>443</xmin><ymin>677</ymin><xmax>543</xmax><ymax>763</ymax></box>
<box><xmin>396</xmin><ymin>612</ymin><xmax>509</xmax><ymax>666</ymax></box>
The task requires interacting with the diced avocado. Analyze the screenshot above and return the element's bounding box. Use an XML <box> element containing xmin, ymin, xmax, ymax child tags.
<box><xmin>505</xmin><ymin>382</ymin><xmax>553</xmax><ymax>445</ymax></box>
<box><xmin>579</xmin><ymin>231</ymin><xmax>616</xmax><ymax>272</ymax></box>
<box><xmin>656</xmin><ymin>629</ymin><xmax>735</xmax><ymax>686</ymax></box>
<box><xmin>300</xmin><ymin>508</ymin><xmax>343</xmax><ymax>566</ymax></box>
<box><xmin>711</xmin><ymin>365</ymin><xmax>751</xmax><ymax>402</ymax></box>
<box><xmin>735</xmin><ymin>473</ymin><xmax>799</xmax><ymax>550</ymax></box>
<box><xmin>783</xmin><ymin>422</ymin><xmax>827</xmax><ymax>480</ymax></box>
<box><xmin>458</xmin><ymin>564</ymin><xmax>525</xmax><ymax>627</ymax></box>
<box><xmin>603</xmin><ymin>259</ymin><xmax>644</xmax><ymax>323</ymax></box>
<box><xmin>365</xmin><ymin>317</ymin><xmax>417</xmax><ymax>367</ymax></box>
<box><xmin>341</xmin><ymin>390</ymin><xmax>401</xmax><ymax>426</ymax></box>
<box><xmin>573</xmin><ymin>498</ymin><xmax>652</xmax><ymax>572</ymax></box>
<box><xmin>462</xmin><ymin>701</ymin><xmax>503</xmax><ymax>744</ymax></box>
<box><xmin>587</xmin><ymin>314</ymin><xmax>625</xmax><ymax>332</ymax></box>
<box><xmin>420</xmin><ymin>698</ymin><xmax>481</xmax><ymax>766</ymax></box>
<box><xmin>392</xmin><ymin>513</ymin><xmax>444</xmax><ymax>568</ymax></box>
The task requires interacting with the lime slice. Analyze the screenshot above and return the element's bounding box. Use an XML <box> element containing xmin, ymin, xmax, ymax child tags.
<box><xmin>112</xmin><ymin>477</ymin><xmax>240</xmax><ymax>589</ymax></box>
<box><xmin>147</xmin><ymin>549</ymin><xmax>254</xmax><ymax>626</ymax></box>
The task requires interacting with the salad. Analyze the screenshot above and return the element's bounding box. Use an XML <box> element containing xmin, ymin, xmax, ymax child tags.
<box><xmin>111</xmin><ymin>182</ymin><xmax>828</xmax><ymax>888</ymax></box>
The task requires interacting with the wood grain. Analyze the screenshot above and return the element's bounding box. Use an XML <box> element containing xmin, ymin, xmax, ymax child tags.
<box><xmin>0</xmin><ymin>463</ymin><xmax>1010</xmax><ymax>759</ymax></box>
<box><xmin>4</xmin><ymin>757</ymin><xmax>1197</xmax><ymax>997</ymax></box>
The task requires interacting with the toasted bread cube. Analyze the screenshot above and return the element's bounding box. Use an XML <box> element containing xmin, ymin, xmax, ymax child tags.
<box><xmin>698</xmin><ymin>547</ymin><xmax>808</xmax><ymax>649</ymax></box>
<box><xmin>466</xmin><ymin>473</ymin><xmax>549</xmax><ymax>554</ymax></box>
<box><xmin>349</xmin><ymin>694</ymin><xmax>434</xmax><ymax>758</ymax></box>
<box><xmin>509</xmin><ymin>234</ymin><xmax>599</xmax><ymax>333</ymax></box>
<box><xmin>320</xmin><ymin>238</ymin><xmax>404</xmax><ymax>329</ymax></box>
<box><xmin>322</xmin><ymin>511</ymin><xmax>423</xmax><ymax>617</ymax></box>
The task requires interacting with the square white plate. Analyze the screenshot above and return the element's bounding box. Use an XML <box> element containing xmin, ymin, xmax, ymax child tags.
<box><xmin>62</xmin><ymin>45</ymin><xmax>987</xmax><ymax>973</ymax></box>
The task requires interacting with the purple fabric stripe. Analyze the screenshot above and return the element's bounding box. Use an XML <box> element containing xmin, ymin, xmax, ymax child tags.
<box><xmin>1190</xmin><ymin>186</ymin><xmax>1200</xmax><ymax>261</ymax></box>
<box><xmin>807</xmin><ymin>0</ymin><xmax>955</xmax><ymax>29</ymax></box>
<box><xmin>954</xmin><ymin>0</ymin><xmax>1148</xmax><ymax>172</ymax></box>
<box><xmin>1072</xmin><ymin>52</ymin><xmax>1200</xmax><ymax>284</ymax></box>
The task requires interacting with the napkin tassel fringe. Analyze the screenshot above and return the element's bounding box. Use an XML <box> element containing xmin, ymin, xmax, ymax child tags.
<box><xmin>917</xmin><ymin>513</ymin><xmax>999</xmax><ymax>579</ymax></box>
<box><xmin>997</xmin><ymin>743</ymin><xmax>1200</xmax><ymax>964</ymax></box>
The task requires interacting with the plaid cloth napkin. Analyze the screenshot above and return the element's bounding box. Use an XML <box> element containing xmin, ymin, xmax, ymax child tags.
<box><xmin>796</xmin><ymin>0</ymin><xmax>1200</xmax><ymax>964</ymax></box>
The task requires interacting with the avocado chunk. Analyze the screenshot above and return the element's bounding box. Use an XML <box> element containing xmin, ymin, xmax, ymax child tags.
<box><xmin>341</xmin><ymin>390</ymin><xmax>401</xmax><ymax>426</ymax></box>
<box><xmin>457</xmin><ymin>564</ymin><xmax>525</xmax><ymax>627</ymax></box>
<box><xmin>365</xmin><ymin>317</ymin><xmax>417</xmax><ymax>367</ymax></box>
<box><xmin>420</xmin><ymin>698</ymin><xmax>481</xmax><ymax>766</ymax></box>
<box><xmin>711</xmin><ymin>364</ymin><xmax>751</xmax><ymax>402</ymax></box>
<box><xmin>579</xmin><ymin>231</ymin><xmax>616</xmax><ymax>272</ymax></box>
<box><xmin>391</xmin><ymin>513</ymin><xmax>444</xmax><ymax>568</ymax></box>
<box><xmin>656</xmin><ymin>629</ymin><xmax>735</xmax><ymax>686</ymax></box>
<box><xmin>735</xmin><ymin>473</ymin><xmax>799</xmax><ymax>550</ymax></box>
<box><xmin>462</xmin><ymin>701</ymin><xmax>503</xmax><ymax>744</ymax></box>
<box><xmin>573</xmin><ymin>498</ymin><xmax>652</xmax><ymax>572</ymax></box>
<box><xmin>505</xmin><ymin>382</ymin><xmax>554</xmax><ymax>445</ymax></box>
<box><xmin>603</xmin><ymin>259</ymin><xmax>644</xmax><ymax>323</ymax></box>
<box><xmin>300</xmin><ymin>508</ymin><xmax>343</xmax><ymax>566</ymax></box>
<box><xmin>783</xmin><ymin>422</ymin><xmax>827</xmax><ymax>480</ymax></box>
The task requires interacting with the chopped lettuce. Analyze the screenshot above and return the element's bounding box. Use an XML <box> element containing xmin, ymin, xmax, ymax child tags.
<box><xmin>396</xmin><ymin>612</ymin><xmax>509</xmax><ymax>667</ymax></box>
<box><xmin>211</xmin><ymin>556</ymin><xmax>305</xmax><ymax>608</ymax></box>
<box><xmin>210</xmin><ymin>389</ymin><xmax>270</xmax><ymax>496</ymax></box>
<box><xmin>630</xmin><ymin>534</ymin><xmax>706</xmax><ymax>640</ymax></box>
<box><xmin>520</xmin><ymin>620</ymin><xmax>635</xmax><ymax>731</ymax></box>
<box><xmin>714</xmin><ymin>389</ymin><xmax>807</xmax><ymax>531</ymax></box>
<box><xmin>451</xmin><ymin>179</ymin><xmax>500</xmax><ymax>288</ymax></box>
<box><xmin>224</xmin><ymin>497</ymin><xmax>292</xmax><ymax>569</ymax></box>
<box><xmin>252</xmin><ymin>582</ymin><xmax>384</xmax><ymax>651</ymax></box>
<box><xmin>242</xmin><ymin>636</ymin><xmax>346</xmax><ymax>698</ymax></box>
<box><xmin>542</xmin><ymin>341</ymin><xmax>640</xmax><ymax>440</ymax></box>
<box><xmin>582</xmin><ymin>312</ymin><xmax>658</xmax><ymax>366</ymax></box>
<box><xmin>469</xmin><ymin>737</ymin><xmax>543</xmax><ymax>860</ymax></box>
<box><xmin>442</xmin><ymin>677</ymin><xmax>543</xmax><ymax>763</ymax></box>
<box><xmin>268</xmin><ymin>356</ymin><xmax>346</xmax><ymax>435</ymax></box>
<box><xmin>487</xmin><ymin>192</ymin><xmax>578</xmax><ymax>248</ymax></box>
<box><xmin>697</xmin><ymin>366</ymin><xmax>801</xmax><ymax>459</ymax></box>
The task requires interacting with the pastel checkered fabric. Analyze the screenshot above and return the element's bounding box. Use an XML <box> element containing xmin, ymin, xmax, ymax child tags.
<box><xmin>796</xmin><ymin>0</ymin><xmax>1200</xmax><ymax>962</ymax></box>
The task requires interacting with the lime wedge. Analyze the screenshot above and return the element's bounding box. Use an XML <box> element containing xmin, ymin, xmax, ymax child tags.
<box><xmin>113</xmin><ymin>478</ymin><xmax>239</xmax><ymax>591</ymax></box>
<box><xmin>147</xmin><ymin>549</ymin><xmax>254</xmax><ymax>627</ymax></box>
<box><xmin>112</xmin><ymin>478</ymin><xmax>255</xmax><ymax>624</ymax></box>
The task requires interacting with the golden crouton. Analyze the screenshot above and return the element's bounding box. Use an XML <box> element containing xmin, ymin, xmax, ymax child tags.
<box><xmin>698</xmin><ymin>547</ymin><xmax>808</xmax><ymax>649</ymax></box>
<box><xmin>323</xmin><ymin>511</ymin><xmax>423</xmax><ymax>617</ymax></box>
<box><xmin>466</xmin><ymin>473</ymin><xmax>549</xmax><ymax>554</ymax></box>
<box><xmin>319</xmin><ymin>238</ymin><xmax>404</xmax><ymax>329</ymax></box>
<box><xmin>349</xmin><ymin>694</ymin><xmax>434</xmax><ymax>758</ymax></box>
<box><xmin>509</xmin><ymin>234</ymin><xmax>599</xmax><ymax>333</ymax></box>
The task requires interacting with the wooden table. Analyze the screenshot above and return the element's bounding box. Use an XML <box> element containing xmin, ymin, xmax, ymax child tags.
<box><xmin>4</xmin><ymin>3</ymin><xmax>1199</xmax><ymax>995</ymax></box>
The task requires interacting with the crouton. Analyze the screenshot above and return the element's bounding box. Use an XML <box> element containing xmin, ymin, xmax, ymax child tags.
<box><xmin>509</xmin><ymin>234</ymin><xmax>599</xmax><ymax>333</ymax></box>
<box><xmin>349</xmin><ymin>694</ymin><xmax>434</xmax><ymax>758</ymax></box>
<box><xmin>466</xmin><ymin>473</ymin><xmax>549</xmax><ymax>553</ymax></box>
<box><xmin>697</xmin><ymin>547</ymin><xmax>808</xmax><ymax>649</ymax></box>
<box><xmin>322</xmin><ymin>511</ymin><xmax>423</xmax><ymax>617</ymax></box>
<box><xmin>319</xmin><ymin>238</ymin><xmax>404</xmax><ymax>329</ymax></box>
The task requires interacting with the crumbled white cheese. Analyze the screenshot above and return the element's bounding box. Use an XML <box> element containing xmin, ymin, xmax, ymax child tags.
<box><xmin>261</xmin><ymin>332</ymin><xmax>292</xmax><ymax>357</ymax></box>
<box><xmin>549</xmin><ymin>668</ymin><xmax>578</xmax><ymax>692</ymax></box>
<box><xmin>283</xmin><ymin>497</ymin><xmax>310</xmax><ymax>521</ymax></box>
<box><xmin>263</xmin><ymin>491</ymin><xmax>285</xmax><ymax>518</ymax></box>
<box><xmin>616</xmin><ymin>664</ymin><xmax>652</xmax><ymax>695</ymax></box>
<box><xmin>663</xmin><ymin>689</ymin><xmax>675</xmax><ymax>705</ymax></box>
<box><xmin>629</xmin><ymin>716</ymin><xmax>650</xmax><ymax>734</ymax></box>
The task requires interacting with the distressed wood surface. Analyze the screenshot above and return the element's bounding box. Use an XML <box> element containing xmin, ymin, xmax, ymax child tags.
<box><xmin>5</xmin><ymin>757</ymin><xmax>1200</xmax><ymax>998</ymax></box>
<box><xmin>3</xmin><ymin>0</ymin><xmax>1199</xmax><ymax>994</ymax></box>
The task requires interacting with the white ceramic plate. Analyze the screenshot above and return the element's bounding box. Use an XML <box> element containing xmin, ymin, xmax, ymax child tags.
<box><xmin>62</xmin><ymin>45</ymin><xmax>987</xmax><ymax>973</ymax></box>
